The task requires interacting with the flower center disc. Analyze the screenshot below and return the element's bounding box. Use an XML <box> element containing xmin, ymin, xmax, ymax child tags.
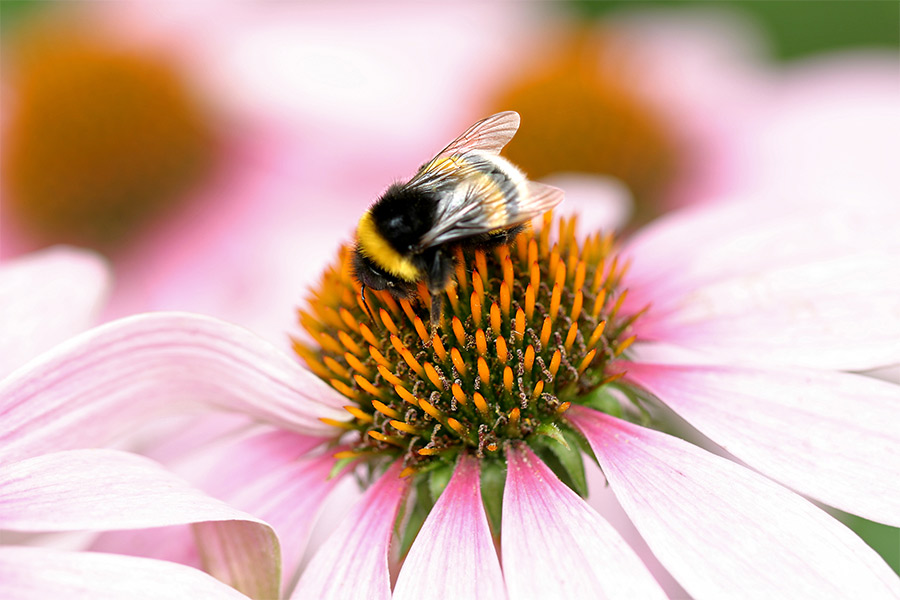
<box><xmin>297</xmin><ymin>213</ymin><xmax>641</xmax><ymax>477</ymax></box>
<box><xmin>2</xmin><ymin>25</ymin><xmax>216</xmax><ymax>248</ymax></box>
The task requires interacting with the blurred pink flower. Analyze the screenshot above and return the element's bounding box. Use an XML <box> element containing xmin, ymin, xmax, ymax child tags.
<box><xmin>3</xmin><ymin>197</ymin><xmax>899</xmax><ymax>598</ymax></box>
<box><xmin>485</xmin><ymin>8</ymin><xmax>899</xmax><ymax>218</ymax></box>
<box><xmin>0</xmin><ymin>2</ymin><xmax>527</xmax><ymax>346</ymax></box>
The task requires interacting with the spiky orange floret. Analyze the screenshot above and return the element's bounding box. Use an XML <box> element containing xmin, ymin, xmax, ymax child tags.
<box><xmin>296</xmin><ymin>213</ymin><xmax>641</xmax><ymax>470</ymax></box>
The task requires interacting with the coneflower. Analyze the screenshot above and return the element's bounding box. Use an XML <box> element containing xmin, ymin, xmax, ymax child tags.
<box><xmin>2</xmin><ymin>204</ymin><xmax>898</xmax><ymax>599</ymax></box>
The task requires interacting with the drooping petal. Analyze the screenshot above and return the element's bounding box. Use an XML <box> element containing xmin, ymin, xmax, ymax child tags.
<box><xmin>224</xmin><ymin>448</ymin><xmax>342</xmax><ymax>587</ymax></box>
<box><xmin>0</xmin><ymin>312</ymin><xmax>349</xmax><ymax>462</ymax></box>
<box><xmin>182</xmin><ymin>427</ymin><xmax>329</xmax><ymax>500</ymax></box>
<box><xmin>624</xmin><ymin>360</ymin><xmax>900</xmax><ymax>527</ymax></box>
<box><xmin>291</xmin><ymin>461</ymin><xmax>409</xmax><ymax>600</ymax></box>
<box><xmin>0</xmin><ymin>546</ymin><xmax>250</xmax><ymax>600</ymax></box>
<box><xmin>621</xmin><ymin>204</ymin><xmax>900</xmax><ymax>370</ymax></box>
<box><xmin>502</xmin><ymin>444</ymin><xmax>666</xmax><ymax>600</ymax></box>
<box><xmin>90</xmin><ymin>427</ymin><xmax>334</xmax><ymax>587</ymax></box>
<box><xmin>569</xmin><ymin>406</ymin><xmax>900</xmax><ymax>599</ymax></box>
<box><xmin>393</xmin><ymin>454</ymin><xmax>506</xmax><ymax>600</ymax></box>
<box><xmin>164</xmin><ymin>426</ymin><xmax>338</xmax><ymax>586</ymax></box>
<box><xmin>0</xmin><ymin>449</ymin><xmax>280</xmax><ymax>600</ymax></box>
<box><xmin>0</xmin><ymin>246</ymin><xmax>110</xmax><ymax>378</ymax></box>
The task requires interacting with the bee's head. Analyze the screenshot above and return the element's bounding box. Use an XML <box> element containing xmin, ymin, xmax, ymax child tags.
<box><xmin>352</xmin><ymin>245</ymin><xmax>415</xmax><ymax>298</ymax></box>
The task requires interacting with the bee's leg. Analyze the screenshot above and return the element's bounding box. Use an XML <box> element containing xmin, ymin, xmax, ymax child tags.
<box><xmin>359</xmin><ymin>285</ymin><xmax>379</xmax><ymax>330</ymax></box>
<box><xmin>425</xmin><ymin>248</ymin><xmax>454</xmax><ymax>336</ymax></box>
<box><xmin>429</xmin><ymin>293</ymin><xmax>443</xmax><ymax>338</ymax></box>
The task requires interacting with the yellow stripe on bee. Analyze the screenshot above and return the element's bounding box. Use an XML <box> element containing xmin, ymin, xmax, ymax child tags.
<box><xmin>356</xmin><ymin>211</ymin><xmax>422</xmax><ymax>282</ymax></box>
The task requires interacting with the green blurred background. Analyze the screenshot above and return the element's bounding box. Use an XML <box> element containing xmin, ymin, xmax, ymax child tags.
<box><xmin>572</xmin><ymin>0</ymin><xmax>899</xmax><ymax>60</ymax></box>
<box><xmin>5</xmin><ymin>0</ymin><xmax>899</xmax><ymax>60</ymax></box>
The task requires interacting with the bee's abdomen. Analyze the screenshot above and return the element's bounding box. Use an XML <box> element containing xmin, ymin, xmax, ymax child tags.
<box><xmin>464</xmin><ymin>153</ymin><xmax>529</xmax><ymax>225</ymax></box>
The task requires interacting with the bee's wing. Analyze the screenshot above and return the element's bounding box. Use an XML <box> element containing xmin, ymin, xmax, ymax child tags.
<box><xmin>408</xmin><ymin>112</ymin><xmax>521</xmax><ymax>190</ymax></box>
<box><xmin>416</xmin><ymin>181</ymin><xmax>564</xmax><ymax>250</ymax></box>
<box><xmin>433</xmin><ymin>111</ymin><xmax>521</xmax><ymax>159</ymax></box>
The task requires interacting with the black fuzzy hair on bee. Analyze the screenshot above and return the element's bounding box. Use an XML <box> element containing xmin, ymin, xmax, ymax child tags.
<box><xmin>368</xmin><ymin>184</ymin><xmax>437</xmax><ymax>254</ymax></box>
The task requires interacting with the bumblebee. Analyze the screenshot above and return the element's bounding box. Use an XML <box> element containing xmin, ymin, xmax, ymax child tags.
<box><xmin>352</xmin><ymin>111</ymin><xmax>564</xmax><ymax>330</ymax></box>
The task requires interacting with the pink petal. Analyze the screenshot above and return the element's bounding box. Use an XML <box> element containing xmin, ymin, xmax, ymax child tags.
<box><xmin>0</xmin><ymin>449</ymin><xmax>280</xmax><ymax>599</ymax></box>
<box><xmin>0</xmin><ymin>546</ymin><xmax>250</xmax><ymax>600</ymax></box>
<box><xmin>91</xmin><ymin>428</ymin><xmax>334</xmax><ymax>588</ymax></box>
<box><xmin>0</xmin><ymin>312</ymin><xmax>349</xmax><ymax>462</ymax></box>
<box><xmin>0</xmin><ymin>246</ymin><xmax>110</xmax><ymax>378</ymax></box>
<box><xmin>393</xmin><ymin>454</ymin><xmax>506</xmax><ymax>600</ymax></box>
<box><xmin>225</xmin><ymin>448</ymin><xmax>342</xmax><ymax>587</ymax></box>
<box><xmin>502</xmin><ymin>445</ymin><xmax>666</xmax><ymax>600</ymax></box>
<box><xmin>291</xmin><ymin>461</ymin><xmax>409</xmax><ymax>600</ymax></box>
<box><xmin>623</xmin><ymin>203</ymin><xmax>899</xmax><ymax>310</ymax></box>
<box><xmin>185</xmin><ymin>428</ymin><xmax>329</xmax><ymax>500</ymax></box>
<box><xmin>623</xmin><ymin>204</ymin><xmax>900</xmax><ymax>370</ymax></box>
<box><xmin>569</xmin><ymin>406</ymin><xmax>900</xmax><ymax>599</ymax></box>
<box><xmin>625</xmin><ymin>360</ymin><xmax>900</xmax><ymax>527</ymax></box>
<box><xmin>90</xmin><ymin>525</ymin><xmax>201</xmax><ymax>571</ymax></box>
<box><xmin>0</xmin><ymin>449</ymin><xmax>260</xmax><ymax>531</ymax></box>
<box><xmin>194</xmin><ymin>519</ymin><xmax>280</xmax><ymax>600</ymax></box>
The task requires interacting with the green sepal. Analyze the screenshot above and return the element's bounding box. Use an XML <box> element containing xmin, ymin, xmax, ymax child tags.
<box><xmin>427</xmin><ymin>461</ymin><xmax>455</xmax><ymax>503</ymax></box>
<box><xmin>397</xmin><ymin>477</ymin><xmax>434</xmax><ymax>559</ymax></box>
<box><xmin>533</xmin><ymin>421</ymin><xmax>569</xmax><ymax>449</ymax></box>
<box><xmin>530</xmin><ymin>426</ymin><xmax>588</xmax><ymax>498</ymax></box>
<box><xmin>327</xmin><ymin>456</ymin><xmax>356</xmax><ymax>480</ymax></box>
<box><xmin>580</xmin><ymin>385</ymin><xmax>625</xmax><ymax>418</ymax></box>
<box><xmin>611</xmin><ymin>383</ymin><xmax>655</xmax><ymax>426</ymax></box>
<box><xmin>480</xmin><ymin>458</ymin><xmax>507</xmax><ymax>538</ymax></box>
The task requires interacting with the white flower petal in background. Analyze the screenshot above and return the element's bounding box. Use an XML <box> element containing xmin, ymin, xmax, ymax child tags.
<box><xmin>0</xmin><ymin>246</ymin><xmax>110</xmax><ymax>378</ymax></box>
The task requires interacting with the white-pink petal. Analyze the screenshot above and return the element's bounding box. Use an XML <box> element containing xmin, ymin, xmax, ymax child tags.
<box><xmin>0</xmin><ymin>449</ymin><xmax>263</xmax><ymax>532</ymax></box>
<box><xmin>90</xmin><ymin>428</ymin><xmax>335</xmax><ymax>588</ymax></box>
<box><xmin>621</xmin><ymin>204</ymin><xmax>900</xmax><ymax>370</ymax></box>
<box><xmin>625</xmin><ymin>360</ymin><xmax>900</xmax><ymax>527</ymax></box>
<box><xmin>635</xmin><ymin>252</ymin><xmax>900</xmax><ymax>371</ymax></box>
<box><xmin>0</xmin><ymin>312</ymin><xmax>348</xmax><ymax>462</ymax></box>
<box><xmin>502</xmin><ymin>444</ymin><xmax>666</xmax><ymax>600</ymax></box>
<box><xmin>0</xmin><ymin>546</ymin><xmax>251</xmax><ymax>600</ymax></box>
<box><xmin>225</xmin><ymin>448</ymin><xmax>342</xmax><ymax>588</ymax></box>
<box><xmin>0</xmin><ymin>449</ymin><xmax>280</xmax><ymax>599</ymax></box>
<box><xmin>570</xmin><ymin>406</ymin><xmax>900</xmax><ymax>599</ymax></box>
<box><xmin>291</xmin><ymin>461</ymin><xmax>409</xmax><ymax>600</ymax></box>
<box><xmin>0</xmin><ymin>246</ymin><xmax>110</xmax><ymax>378</ymax></box>
<box><xmin>393</xmin><ymin>454</ymin><xmax>506</xmax><ymax>600</ymax></box>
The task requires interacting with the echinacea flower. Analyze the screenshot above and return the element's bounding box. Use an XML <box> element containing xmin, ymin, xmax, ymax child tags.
<box><xmin>3</xmin><ymin>200</ymin><xmax>900</xmax><ymax>598</ymax></box>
